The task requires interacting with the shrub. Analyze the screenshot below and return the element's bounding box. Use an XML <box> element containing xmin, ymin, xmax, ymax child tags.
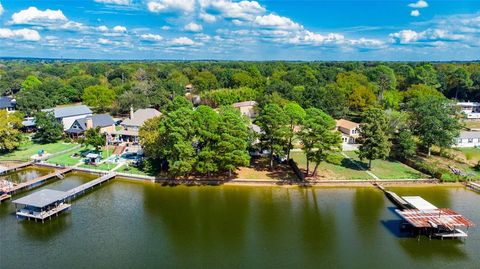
<box><xmin>326</xmin><ymin>154</ymin><xmax>342</xmax><ymax>165</ymax></box>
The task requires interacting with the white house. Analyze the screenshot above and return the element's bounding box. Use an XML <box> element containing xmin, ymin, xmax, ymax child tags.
<box><xmin>455</xmin><ymin>131</ymin><xmax>480</xmax><ymax>148</ymax></box>
<box><xmin>457</xmin><ymin>102</ymin><xmax>480</xmax><ymax>119</ymax></box>
<box><xmin>43</xmin><ymin>105</ymin><xmax>93</xmax><ymax>130</ymax></box>
<box><xmin>232</xmin><ymin>101</ymin><xmax>258</xmax><ymax>119</ymax></box>
<box><xmin>336</xmin><ymin>119</ymin><xmax>360</xmax><ymax>145</ymax></box>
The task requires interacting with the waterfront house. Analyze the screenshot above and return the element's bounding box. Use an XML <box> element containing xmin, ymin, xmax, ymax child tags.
<box><xmin>112</xmin><ymin>107</ymin><xmax>161</xmax><ymax>143</ymax></box>
<box><xmin>457</xmin><ymin>102</ymin><xmax>480</xmax><ymax>119</ymax></box>
<box><xmin>0</xmin><ymin>96</ymin><xmax>16</xmax><ymax>113</ymax></box>
<box><xmin>232</xmin><ymin>101</ymin><xmax>258</xmax><ymax>119</ymax></box>
<box><xmin>455</xmin><ymin>131</ymin><xmax>480</xmax><ymax>148</ymax></box>
<box><xmin>65</xmin><ymin>114</ymin><xmax>115</xmax><ymax>138</ymax></box>
<box><xmin>336</xmin><ymin>119</ymin><xmax>360</xmax><ymax>145</ymax></box>
<box><xmin>43</xmin><ymin>105</ymin><xmax>93</xmax><ymax>130</ymax></box>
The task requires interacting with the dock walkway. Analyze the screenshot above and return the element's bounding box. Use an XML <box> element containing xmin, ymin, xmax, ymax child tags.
<box><xmin>0</xmin><ymin>161</ymin><xmax>33</xmax><ymax>175</ymax></box>
<box><xmin>65</xmin><ymin>172</ymin><xmax>115</xmax><ymax>199</ymax></box>
<box><xmin>6</xmin><ymin>167</ymin><xmax>72</xmax><ymax>194</ymax></box>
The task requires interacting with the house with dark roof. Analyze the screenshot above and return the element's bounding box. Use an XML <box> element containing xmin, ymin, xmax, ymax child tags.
<box><xmin>65</xmin><ymin>114</ymin><xmax>115</xmax><ymax>137</ymax></box>
<box><xmin>0</xmin><ymin>97</ymin><xmax>16</xmax><ymax>113</ymax></box>
<box><xmin>42</xmin><ymin>105</ymin><xmax>93</xmax><ymax>130</ymax></box>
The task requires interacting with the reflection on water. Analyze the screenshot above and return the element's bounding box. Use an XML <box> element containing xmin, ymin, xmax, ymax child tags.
<box><xmin>1</xmin><ymin>167</ymin><xmax>54</xmax><ymax>183</ymax></box>
<box><xmin>0</xmin><ymin>178</ymin><xmax>479</xmax><ymax>269</ymax></box>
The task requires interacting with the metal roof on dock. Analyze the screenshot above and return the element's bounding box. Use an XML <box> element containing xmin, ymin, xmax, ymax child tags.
<box><xmin>402</xmin><ymin>196</ymin><xmax>438</xmax><ymax>211</ymax></box>
<box><xmin>396</xmin><ymin>208</ymin><xmax>475</xmax><ymax>230</ymax></box>
<box><xmin>13</xmin><ymin>189</ymin><xmax>67</xmax><ymax>208</ymax></box>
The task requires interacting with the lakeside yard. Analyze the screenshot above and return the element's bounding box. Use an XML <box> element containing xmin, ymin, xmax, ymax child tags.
<box><xmin>0</xmin><ymin>139</ymin><xmax>75</xmax><ymax>161</ymax></box>
<box><xmin>290</xmin><ymin>151</ymin><xmax>425</xmax><ymax>180</ymax></box>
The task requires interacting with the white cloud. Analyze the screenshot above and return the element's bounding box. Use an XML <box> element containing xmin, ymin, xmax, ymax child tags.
<box><xmin>171</xmin><ymin>36</ymin><xmax>197</xmax><ymax>46</ymax></box>
<box><xmin>147</xmin><ymin>0</ymin><xmax>195</xmax><ymax>14</ymax></box>
<box><xmin>408</xmin><ymin>1</ymin><xmax>428</xmax><ymax>9</ymax></box>
<box><xmin>98</xmin><ymin>38</ymin><xmax>112</xmax><ymax>45</ymax></box>
<box><xmin>184</xmin><ymin>22</ymin><xmax>203</xmax><ymax>32</ymax></box>
<box><xmin>254</xmin><ymin>14</ymin><xmax>302</xmax><ymax>30</ymax></box>
<box><xmin>141</xmin><ymin>33</ymin><xmax>163</xmax><ymax>41</ymax></box>
<box><xmin>97</xmin><ymin>25</ymin><xmax>109</xmax><ymax>32</ymax></box>
<box><xmin>199</xmin><ymin>12</ymin><xmax>217</xmax><ymax>23</ymax></box>
<box><xmin>94</xmin><ymin>0</ymin><xmax>131</xmax><ymax>5</ymax></box>
<box><xmin>200</xmin><ymin>0</ymin><xmax>266</xmax><ymax>20</ymax></box>
<box><xmin>11</xmin><ymin>7</ymin><xmax>67</xmax><ymax>25</ymax></box>
<box><xmin>389</xmin><ymin>29</ymin><xmax>465</xmax><ymax>44</ymax></box>
<box><xmin>411</xmin><ymin>10</ymin><xmax>420</xmax><ymax>17</ymax></box>
<box><xmin>161</xmin><ymin>26</ymin><xmax>171</xmax><ymax>30</ymax></box>
<box><xmin>0</xmin><ymin>2</ymin><xmax>4</xmax><ymax>16</ymax></box>
<box><xmin>0</xmin><ymin>28</ymin><xmax>41</xmax><ymax>41</ymax></box>
<box><xmin>113</xmin><ymin>25</ymin><xmax>127</xmax><ymax>32</ymax></box>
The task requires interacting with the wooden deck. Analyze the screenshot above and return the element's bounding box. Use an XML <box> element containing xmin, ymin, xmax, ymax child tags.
<box><xmin>0</xmin><ymin>161</ymin><xmax>33</xmax><ymax>174</ymax></box>
<box><xmin>6</xmin><ymin>167</ymin><xmax>73</xmax><ymax>194</ymax></box>
<box><xmin>65</xmin><ymin>172</ymin><xmax>116</xmax><ymax>199</ymax></box>
<box><xmin>16</xmin><ymin>203</ymin><xmax>71</xmax><ymax>222</ymax></box>
<box><xmin>0</xmin><ymin>193</ymin><xmax>11</xmax><ymax>203</ymax></box>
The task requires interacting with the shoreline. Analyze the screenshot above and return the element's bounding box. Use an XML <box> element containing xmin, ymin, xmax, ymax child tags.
<box><xmin>31</xmin><ymin>162</ymin><xmax>471</xmax><ymax>188</ymax></box>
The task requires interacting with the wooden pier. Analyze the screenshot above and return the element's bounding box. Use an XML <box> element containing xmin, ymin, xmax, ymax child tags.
<box><xmin>0</xmin><ymin>161</ymin><xmax>33</xmax><ymax>175</ymax></box>
<box><xmin>6</xmin><ymin>167</ymin><xmax>73</xmax><ymax>195</ymax></box>
<box><xmin>13</xmin><ymin>172</ymin><xmax>116</xmax><ymax>222</ymax></box>
<box><xmin>466</xmin><ymin>181</ymin><xmax>480</xmax><ymax>193</ymax></box>
<box><xmin>65</xmin><ymin>172</ymin><xmax>116</xmax><ymax>199</ymax></box>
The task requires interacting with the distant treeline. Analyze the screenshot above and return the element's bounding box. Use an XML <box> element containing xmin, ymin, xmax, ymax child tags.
<box><xmin>0</xmin><ymin>60</ymin><xmax>478</xmax><ymax>118</ymax></box>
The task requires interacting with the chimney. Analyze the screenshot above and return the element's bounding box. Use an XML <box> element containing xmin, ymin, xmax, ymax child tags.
<box><xmin>130</xmin><ymin>106</ymin><xmax>134</xmax><ymax>119</ymax></box>
<box><xmin>86</xmin><ymin>117</ymin><xmax>93</xmax><ymax>129</ymax></box>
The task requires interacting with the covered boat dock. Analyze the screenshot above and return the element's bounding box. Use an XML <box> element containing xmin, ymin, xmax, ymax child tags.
<box><xmin>13</xmin><ymin>189</ymin><xmax>71</xmax><ymax>222</ymax></box>
<box><xmin>395</xmin><ymin>208</ymin><xmax>474</xmax><ymax>239</ymax></box>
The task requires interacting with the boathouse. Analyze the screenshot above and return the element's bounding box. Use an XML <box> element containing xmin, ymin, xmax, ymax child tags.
<box><xmin>13</xmin><ymin>189</ymin><xmax>71</xmax><ymax>222</ymax></box>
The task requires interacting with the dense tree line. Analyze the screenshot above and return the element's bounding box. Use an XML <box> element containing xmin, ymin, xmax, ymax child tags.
<box><xmin>1</xmin><ymin>60</ymin><xmax>479</xmax><ymax>118</ymax></box>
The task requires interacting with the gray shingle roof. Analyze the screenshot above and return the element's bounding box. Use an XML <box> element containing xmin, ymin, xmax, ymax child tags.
<box><xmin>122</xmin><ymin>108</ymin><xmax>161</xmax><ymax>127</ymax></box>
<box><xmin>66</xmin><ymin>114</ymin><xmax>114</xmax><ymax>133</ymax></box>
<box><xmin>13</xmin><ymin>189</ymin><xmax>68</xmax><ymax>208</ymax></box>
<box><xmin>0</xmin><ymin>97</ymin><xmax>15</xmax><ymax>109</ymax></box>
<box><xmin>459</xmin><ymin>131</ymin><xmax>480</xmax><ymax>139</ymax></box>
<box><xmin>43</xmin><ymin>105</ymin><xmax>92</xmax><ymax>119</ymax></box>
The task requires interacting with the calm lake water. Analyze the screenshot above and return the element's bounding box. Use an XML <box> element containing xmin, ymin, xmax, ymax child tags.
<box><xmin>0</xmin><ymin>169</ymin><xmax>479</xmax><ymax>269</ymax></box>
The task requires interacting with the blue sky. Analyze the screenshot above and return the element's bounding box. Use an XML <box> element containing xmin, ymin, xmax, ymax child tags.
<box><xmin>0</xmin><ymin>0</ymin><xmax>479</xmax><ymax>60</ymax></box>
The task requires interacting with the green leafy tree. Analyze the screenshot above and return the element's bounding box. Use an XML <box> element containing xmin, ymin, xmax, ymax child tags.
<box><xmin>394</xmin><ymin>129</ymin><xmax>416</xmax><ymax>160</ymax></box>
<box><xmin>302</xmin><ymin>84</ymin><xmax>349</xmax><ymax>118</ymax></box>
<box><xmin>0</xmin><ymin>111</ymin><xmax>23</xmax><ymax>152</ymax></box>
<box><xmin>358</xmin><ymin>108</ymin><xmax>391</xmax><ymax>169</ymax></box>
<box><xmin>21</xmin><ymin>75</ymin><xmax>42</xmax><ymax>91</ymax></box>
<box><xmin>82</xmin><ymin>85</ymin><xmax>116</xmax><ymax>112</ymax></box>
<box><xmin>283</xmin><ymin>102</ymin><xmax>305</xmax><ymax>160</ymax></box>
<box><xmin>164</xmin><ymin>96</ymin><xmax>192</xmax><ymax>113</ymax></box>
<box><xmin>407</xmin><ymin>97</ymin><xmax>462</xmax><ymax>156</ymax></box>
<box><xmin>82</xmin><ymin>127</ymin><xmax>106</xmax><ymax>151</ymax></box>
<box><xmin>216</xmin><ymin>106</ymin><xmax>250</xmax><ymax>177</ymax></box>
<box><xmin>299</xmin><ymin>108</ymin><xmax>342</xmax><ymax>177</ymax></box>
<box><xmin>256</xmin><ymin>103</ymin><xmax>289</xmax><ymax>170</ymax></box>
<box><xmin>403</xmin><ymin>84</ymin><xmax>444</xmax><ymax>103</ymax></box>
<box><xmin>367</xmin><ymin>65</ymin><xmax>397</xmax><ymax>100</ymax></box>
<box><xmin>33</xmin><ymin>111</ymin><xmax>63</xmax><ymax>144</ymax></box>
<box><xmin>192</xmin><ymin>71</ymin><xmax>218</xmax><ymax>93</ymax></box>
<box><xmin>415</xmin><ymin>64</ymin><xmax>441</xmax><ymax>89</ymax></box>
<box><xmin>349</xmin><ymin>85</ymin><xmax>377</xmax><ymax>112</ymax></box>
<box><xmin>195</xmin><ymin>105</ymin><xmax>221</xmax><ymax>176</ymax></box>
<box><xmin>16</xmin><ymin>88</ymin><xmax>53</xmax><ymax>116</ymax></box>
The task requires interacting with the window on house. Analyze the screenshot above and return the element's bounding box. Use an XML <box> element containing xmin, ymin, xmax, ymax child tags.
<box><xmin>468</xmin><ymin>138</ymin><xmax>473</xmax><ymax>143</ymax></box>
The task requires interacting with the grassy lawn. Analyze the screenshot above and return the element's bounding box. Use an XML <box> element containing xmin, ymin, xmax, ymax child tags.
<box><xmin>290</xmin><ymin>151</ymin><xmax>370</xmax><ymax>180</ymax></box>
<box><xmin>47</xmin><ymin>146</ymin><xmax>114</xmax><ymax>167</ymax></box>
<box><xmin>343</xmin><ymin>151</ymin><xmax>425</xmax><ymax>179</ymax></box>
<box><xmin>452</xmin><ymin>148</ymin><xmax>480</xmax><ymax>164</ymax></box>
<box><xmin>0</xmin><ymin>139</ymin><xmax>75</xmax><ymax>161</ymax></box>
<box><xmin>80</xmin><ymin>162</ymin><xmax>115</xmax><ymax>171</ymax></box>
<box><xmin>117</xmin><ymin>165</ymin><xmax>152</xmax><ymax>176</ymax></box>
